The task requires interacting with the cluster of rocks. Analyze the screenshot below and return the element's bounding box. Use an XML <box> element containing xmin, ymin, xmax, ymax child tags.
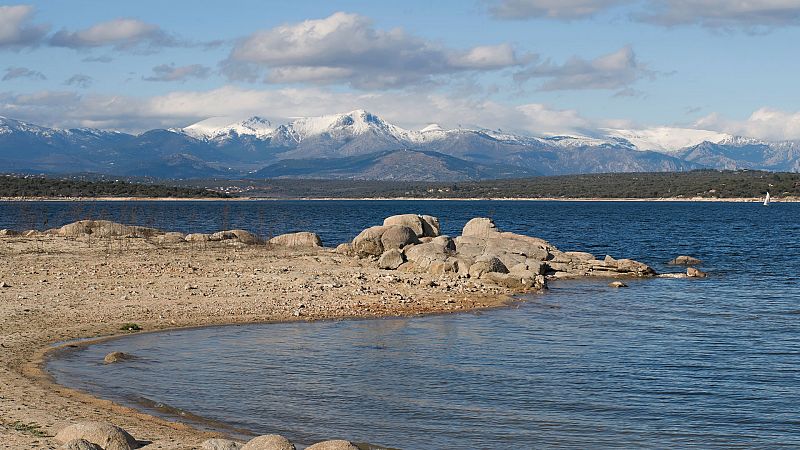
<box><xmin>336</xmin><ymin>214</ymin><xmax>656</xmax><ymax>291</ymax></box>
<box><xmin>55</xmin><ymin>421</ymin><xmax>360</xmax><ymax>450</ymax></box>
<box><xmin>669</xmin><ymin>255</ymin><xmax>708</xmax><ymax>278</ymax></box>
<box><xmin>1</xmin><ymin>220</ymin><xmax>324</xmax><ymax>249</ymax></box>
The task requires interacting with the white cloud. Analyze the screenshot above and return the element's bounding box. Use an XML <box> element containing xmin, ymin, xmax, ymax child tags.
<box><xmin>50</xmin><ymin>18</ymin><xmax>179</xmax><ymax>50</ymax></box>
<box><xmin>489</xmin><ymin>0</ymin><xmax>629</xmax><ymax>19</ymax></box>
<box><xmin>695</xmin><ymin>107</ymin><xmax>800</xmax><ymax>141</ymax></box>
<box><xmin>515</xmin><ymin>46</ymin><xmax>651</xmax><ymax>92</ymax></box>
<box><xmin>143</xmin><ymin>64</ymin><xmax>211</xmax><ymax>82</ymax></box>
<box><xmin>638</xmin><ymin>0</ymin><xmax>800</xmax><ymax>31</ymax></box>
<box><xmin>2</xmin><ymin>66</ymin><xmax>46</xmax><ymax>81</ymax></box>
<box><xmin>0</xmin><ymin>5</ymin><xmax>49</xmax><ymax>48</ymax></box>
<box><xmin>224</xmin><ymin>12</ymin><xmax>524</xmax><ymax>88</ymax></box>
<box><xmin>0</xmin><ymin>85</ymin><xmax>596</xmax><ymax>136</ymax></box>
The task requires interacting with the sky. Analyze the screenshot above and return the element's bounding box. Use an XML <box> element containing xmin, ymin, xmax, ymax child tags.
<box><xmin>2</xmin><ymin>0</ymin><xmax>800</xmax><ymax>140</ymax></box>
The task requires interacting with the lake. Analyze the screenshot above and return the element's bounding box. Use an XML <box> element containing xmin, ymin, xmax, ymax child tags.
<box><xmin>37</xmin><ymin>200</ymin><xmax>800</xmax><ymax>449</ymax></box>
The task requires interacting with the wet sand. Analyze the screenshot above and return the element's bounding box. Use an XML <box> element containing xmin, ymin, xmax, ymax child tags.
<box><xmin>0</xmin><ymin>235</ymin><xmax>514</xmax><ymax>449</ymax></box>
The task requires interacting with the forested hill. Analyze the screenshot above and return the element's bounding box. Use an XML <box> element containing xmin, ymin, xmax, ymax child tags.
<box><xmin>0</xmin><ymin>175</ymin><xmax>229</xmax><ymax>198</ymax></box>
<box><xmin>223</xmin><ymin>170</ymin><xmax>800</xmax><ymax>199</ymax></box>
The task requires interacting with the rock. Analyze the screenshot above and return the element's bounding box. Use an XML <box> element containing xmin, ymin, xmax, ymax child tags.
<box><xmin>305</xmin><ymin>440</ymin><xmax>360</xmax><ymax>450</ymax></box>
<box><xmin>468</xmin><ymin>256</ymin><xmax>508</xmax><ymax>278</ymax></box>
<box><xmin>54</xmin><ymin>220</ymin><xmax>161</xmax><ymax>239</ymax></box>
<box><xmin>201</xmin><ymin>438</ymin><xmax>244</xmax><ymax>450</ymax></box>
<box><xmin>103</xmin><ymin>351</ymin><xmax>132</xmax><ymax>364</ymax></box>
<box><xmin>383</xmin><ymin>214</ymin><xmax>439</xmax><ymax>237</ymax></box>
<box><xmin>687</xmin><ymin>267</ymin><xmax>708</xmax><ymax>278</ymax></box>
<box><xmin>615</xmin><ymin>259</ymin><xmax>657</xmax><ymax>276</ymax></box>
<box><xmin>156</xmin><ymin>232</ymin><xmax>186</xmax><ymax>244</ymax></box>
<box><xmin>482</xmin><ymin>271</ymin><xmax>545</xmax><ymax>290</ymax></box>
<box><xmin>60</xmin><ymin>439</ymin><xmax>103</xmax><ymax>450</ymax></box>
<box><xmin>669</xmin><ymin>255</ymin><xmax>702</xmax><ymax>265</ymax></box>
<box><xmin>380</xmin><ymin>225</ymin><xmax>419</xmax><ymax>250</ymax></box>
<box><xmin>378</xmin><ymin>249</ymin><xmax>405</xmax><ymax>270</ymax></box>
<box><xmin>604</xmin><ymin>255</ymin><xmax>616</xmax><ymax>264</ymax></box>
<box><xmin>608</xmin><ymin>281</ymin><xmax>628</xmax><ymax>288</ymax></box>
<box><xmin>241</xmin><ymin>434</ymin><xmax>295</xmax><ymax>450</ymax></box>
<box><xmin>22</xmin><ymin>229</ymin><xmax>40</xmax><ymax>237</ymax></box>
<box><xmin>403</xmin><ymin>236</ymin><xmax>456</xmax><ymax>271</ymax></box>
<box><xmin>0</xmin><ymin>229</ymin><xmax>19</xmax><ymax>236</ymax></box>
<box><xmin>185</xmin><ymin>233</ymin><xmax>211</xmax><ymax>242</ymax></box>
<box><xmin>210</xmin><ymin>230</ymin><xmax>263</xmax><ymax>245</ymax></box>
<box><xmin>334</xmin><ymin>243</ymin><xmax>352</xmax><ymax>254</ymax></box>
<box><xmin>0</xmin><ymin>281</ymin><xmax>9</xmax><ymax>288</ymax></box>
<box><xmin>420</xmin><ymin>215</ymin><xmax>441</xmax><ymax>237</ymax></box>
<box><xmin>462</xmin><ymin>217</ymin><xmax>499</xmax><ymax>238</ymax></box>
<box><xmin>55</xmin><ymin>422</ymin><xmax>139</xmax><ymax>450</ymax></box>
<box><xmin>510</xmin><ymin>261</ymin><xmax>546</xmax><ymax>276</ymax></box>
<box><xmin>268</xmin><ymin>232</ymin><xmax>323</xmax><ymax>248</ymax></box>
<box><xmin>351</xmin><ymin>225</ymin><xmax>389</xmax><ymax>257</ymax></box>
<box><xmin>429</xmin><ymin>258</ymin><xmax>460</xmax><ymax>275</ymax></box>
<box><xmin>564</xmin><ymin>251</ymin><xmax>595</xmax><ymax>261</ymax></box>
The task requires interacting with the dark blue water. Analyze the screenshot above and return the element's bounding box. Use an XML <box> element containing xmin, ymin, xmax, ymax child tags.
<box><xmin>43</xmin><ymin>201</ymin><xmax>800</xmax><ymax>449</ymax></box>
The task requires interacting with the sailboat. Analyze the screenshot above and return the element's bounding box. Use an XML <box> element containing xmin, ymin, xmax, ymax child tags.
<box><xmin>764</xmin><ymin>192</ymin><xmax>771</xmax><ymax>206</ymax></box>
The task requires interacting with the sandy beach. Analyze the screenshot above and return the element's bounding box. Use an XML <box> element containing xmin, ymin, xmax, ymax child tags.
<box><xmin>0</xmin><ymin>234</ymin><xmax>515</xmax><ymax>449</ymax></box>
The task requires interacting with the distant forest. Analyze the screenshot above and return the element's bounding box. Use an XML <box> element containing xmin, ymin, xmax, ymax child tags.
<box><xmin>226</xmin><ymin>170</ymin><xmax>800</xmax><ymax>199</ymax></box>
<box><xmin>0</xmin><ymin>175</ymin><xmax>229</xmax><ymax>198</ymax></box>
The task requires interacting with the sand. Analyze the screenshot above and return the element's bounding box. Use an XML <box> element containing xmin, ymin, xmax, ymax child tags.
<box><xmin>0</xmin><ymin>235</ymin><xmax>515</xmax><ymax>449</ymax></box>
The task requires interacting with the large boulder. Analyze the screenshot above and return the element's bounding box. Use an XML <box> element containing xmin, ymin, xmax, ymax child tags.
<box><xmin>53</xmin><ymin>220</ymin><xmax>161</xmax><ymax>238</ymax></box>
<box><xmin>351</xmin><ymin>225</ymin><xmax>389</xmax><ymax>257</ymax></box>
<box><xmin>185</xmin><ymin>233</ymin><xmax>211</xmax><ymax>242</ymax></box>
<box><xmin>380</xmin><ymin>225</ymin><xmax>419</xmax><ymax>250</ymax></box>
<box><xmin>55</xmin><ymin>422</ymin><xmax>139</xmax><ymax>450</ymax></box>
<box><xmin>403</xmin><ymin>236</ymin><xmax>456</xmax><ymax>271</ymax></box>
<box><xmin>268</xmin><ymin>232</ymin><xmax>322</xmax><ymax>248</ymax></box>
<box><xmin>383</xmin><ymin>214</ymin><xmax>440</xmax><ymax>238</ymax></box>
<box><xmin>241</xmin><ymin>434</ymin><xmax>295</xmax><ymax>450</ymax></box>
<box><xmin>210</xmin><ymin>230</ymin><xmax>263</xmax><ymax>245</ymax></box>
<box><xmin>305</xmin><ymin>440</ymin><xmax>360</xmax><ymax>450</ymax></box>
<box><xmin>468</xmin><ymin>256</ymin><xmax>508</xmax><ymax>279</ymax></box>
<box><xmin>201</xmin><ymin>438</ymin><xmax>244</xmax><ymax>450</ymax></box>
<box><xmin>462</xmin><ymin>217</ymin><xmax>499</xmax><ymax>238</ymax></box>
<box><xmin>60</xmin><ymin>440</ymin><xmax>103</xmax><ymax>450</ymax></box>
<box><xmin>378</xmin><ymin>249</ymin><xmax>405</xmax><ymax>270</ymax></box>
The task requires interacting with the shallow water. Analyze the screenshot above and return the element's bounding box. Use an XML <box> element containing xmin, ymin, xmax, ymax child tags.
<box><xmin>43</xmin><ymin>201</ymin><xmax>800</xmax><ymax>449</ymax></box>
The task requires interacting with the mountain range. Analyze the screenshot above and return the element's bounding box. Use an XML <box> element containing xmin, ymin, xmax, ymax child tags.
<box><xmin>1</xmin><ymin>109</ymin><xmax>798</xmax><ymax>180</ymax></box>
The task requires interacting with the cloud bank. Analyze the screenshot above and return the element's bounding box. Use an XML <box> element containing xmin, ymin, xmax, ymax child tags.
<box><xmin>0</xmin><ymin>5</ymin><xmax>49</xmax><ymax>48</ymax></box>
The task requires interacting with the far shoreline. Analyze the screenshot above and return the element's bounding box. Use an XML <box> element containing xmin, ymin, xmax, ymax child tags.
<box><xmin>0</xmin><ymin>195</ymin><xmax>794</xmax><ymax>202</ymax></box>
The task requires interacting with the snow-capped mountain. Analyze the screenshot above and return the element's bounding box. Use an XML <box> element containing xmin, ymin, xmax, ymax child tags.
<box><xmin>1</xmin><ymin>110</ymin><xmax>798</xmax><ymax>180</ymax></box>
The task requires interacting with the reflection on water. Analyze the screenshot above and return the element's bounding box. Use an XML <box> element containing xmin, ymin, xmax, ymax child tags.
<box><xmin>45</xmin><ymin>201</ymin><xmax>800</xmax><ymax>449</ymax></box>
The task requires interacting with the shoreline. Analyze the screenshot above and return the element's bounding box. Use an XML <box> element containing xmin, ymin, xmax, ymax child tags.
<box><xmin>0</xmin><ymin>235</ymin><xmax>516</xmax><ymax>449</ymax></box>
<box><xmin>0</xmin><ymin>195</ymin><xmax>795</xmax><ymax>202</ymax></box>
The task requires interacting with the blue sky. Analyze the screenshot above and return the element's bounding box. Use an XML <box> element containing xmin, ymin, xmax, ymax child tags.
<box><xmin>2</xmin><ymin>0</ymin><xmax>800</xmax><ymax>139</ymax></box>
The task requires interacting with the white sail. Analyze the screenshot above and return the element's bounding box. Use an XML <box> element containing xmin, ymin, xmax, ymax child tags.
<box><xmin>764</xmin><ymin>192</ymin><xmax>771</xmax><ymax>206</ymax></box>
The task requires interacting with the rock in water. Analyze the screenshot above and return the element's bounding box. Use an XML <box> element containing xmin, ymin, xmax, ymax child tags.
<box><xmin>669</xmin><ymin>255</ymin><xmax>702</xmax><ymax>265</ymax></box>
<box><xmin>241</xmin><ymin>434</ymin><xmax>295</xmax><ymax>450</ymax></box>
<box><xmin>268</xmin><ymin>232</ymin><xmax>323</xmax><ymax>248</ymax></box>
<box><xmin>305</xmin><ymin>440</ymin><xmax>360</xmax><ymax>450</ymax></box>
<box><xmin>55</xmin><ymin>422</ymin><xmax>139</xmax><ymax>450</ymax></box>
<box><xmin>608</xmin><ymin>281</ymin><xmax>628</xmax><ymax>288</ymax></box>
<box><xmin>378</xmin><ymin>249</ymin><xmax>405</xmax><ymax>270</ymax></box>
<box><xmin>60</xmin><ymin>439</ymin><xmax>103</xmax><ymax>450</ymax></box>
<box><xmin>201</xmin><ymin>438</ymin><xmax>244</xmax><ymax>450</ymax></box>
<box><xmin>103</xmin><ymin>351</ymin><xmax>132</xmax><ymax>364</ymax></box>
<box><xmin>687</xmin><ymin>267</ymin><xmax>708</xmax><ymax>278</ymax></box>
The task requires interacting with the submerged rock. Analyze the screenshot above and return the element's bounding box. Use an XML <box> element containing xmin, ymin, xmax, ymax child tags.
<box><xmin>241</xmin><ymin>434</ymin><xmax>295</xmax><ymax>450</ymax></box>
<box><xmin>608</xmin><ymin>281</ymin><xmax>628</xmax><ymax>288</ymax></box>
<box><xmin>687</xmin><ymin>267</ymin><xmax>708</xmax><ymax>278</ymax></box>
<box><xmin>55</xmin><ymin>422</ymin><xmax>139</xmax><ymax>450</ymax></box>
<box><xmin>103</xmin><ymin>351</ymin><xmax>132</xmax><ymax>364</ymax></box>
<box><xmin>669</xmin><ymin>255</ymin><xmax>702</xmax><ymax>265</ymax></box>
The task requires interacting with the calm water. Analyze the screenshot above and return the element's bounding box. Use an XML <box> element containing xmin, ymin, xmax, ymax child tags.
<box><xmin>43</xmin><ymin>201</ymin><xmax>800</xmax><ymax>449</ymax></box>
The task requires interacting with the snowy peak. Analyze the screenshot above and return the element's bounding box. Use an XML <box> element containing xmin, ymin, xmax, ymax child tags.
<box><xmin>288</xmin><ymin>109</ymin><xmax>409</xmax><ymax>141</ymax></box>
<box><xmin>420</xmin><ymin>123</ymin><xmax>444</xmax><ymax>133</ymax></box>
<box><xmin>604</xmin><ymin>127</ymin><xmax>732</xmax><ymax>152</ymax></box>
<box><xmin>181</xmin><ymin>116</ymin><xmax>274</xmax><ymax>140</ymax></box>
